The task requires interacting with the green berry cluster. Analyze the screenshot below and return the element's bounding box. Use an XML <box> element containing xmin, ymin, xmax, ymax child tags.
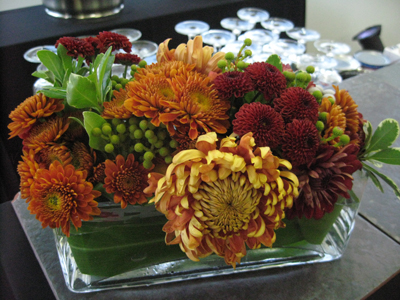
<box><xmin>130</xmin><ymin>60</ymin><xmax>147</xmax><ymax>77</ymax></box>
<box><xmin>111</xmin><ymin>75</ymin><xmax>131</xmax><ymax>91</ymax></box>
<box><xmin>317</xmin><ymin>110</ymin><xmax>350</xmax><ymax>148</ymax></box>
<box><xmin>217</xmin><ymin>38</ymin><xmax>253</xmax><ymax>73</ymax></box>
<box><xmin>284</xmin><ymin>67</ymin><xmax>313</xmax><ymax>89</ymax></box>
<box><xmin>92</xmin><ymin>116</ymin><xmax>178</xmax><ymax>169</ymax></box>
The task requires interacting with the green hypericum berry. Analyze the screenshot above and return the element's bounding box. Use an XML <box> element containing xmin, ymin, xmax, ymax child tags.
<box><xmin>332</xmin><ymin>127</ymin><xmax>344</xmax><ymax>136</ymax></box>
<box><xmin>283</xmin><ymin>71</ymin><xmax>296</xmax><ymax>82</ymax></box>
<box><xmin>138</xmin><ymin>60</ymin><xmax>147</xmax><ymax>68</ymax></box>
<box><xmin>306</xmin><ymin>66</ymin><xmax>315</xmax><ymax>74</ymax></box>
<box><xmin>112</xmin><ymin>118</ymin><xmax>122</xmax><ymax>127</ymax></box>
<box><xmin>159</xmin><ymin>147</ymin><xmax>170</xmax><ymax>157</ymax></box>
<box><xmin>102</xmin><ymin>124</ymin><xmax>112</xmax><ymax>135</ymax></box>
<box><xmin>339</xmin><ymin>134</ymin><xmax>350</xmax><ymax>145</ymax></box>
<box><xmin>142</xmin><ymin>159</ymin><xmax>153</xmax><ymax>169</ymax></box>
<box><xmin>134</xmin><ymin>143</ymin><xmax>145</xmax><ymax>152</ymax></box>
<box><xmin>319</xmin><ymin>112</ymin><xmax>328</xmax><ymax>122</ymax></box>
<box><xmin>305</xmin><ymin>73</ymin><xmax>312</xmax><ymax>82</ymax></box>
<box><xmin>139</xmin><ymin>120</ymin><xmax>148</xmax><ymax>131</ymax></box>
<box><xmin>237</xmin><ymin>60</ymin><xmax>247</xmax><ymax>70</ymax></box>
<box><xmin>111</xmin><ymin>75</ymin><xmax>120</xmax><ymax>82</ymax></box>
<box><xmin>131</xmin><ymin>65</ymin><xmax>138</xmax><ymax>71</ymax></box>
<box><xmin>119</xmin><ymin>134</ymin><xmax>127</xmax><ymax>142</ymax></box>
<box><xmin>244</xmin><ymin>49</ymin><xmax>252</xmax><ymax>57</ymax></box>
<box><xmin>157</xmin><ymin>131</ymin><xmax>167</xmax><ymax>140</ymax></box>
<box><xmin>169</xmin><ymin>140</ymin><xmax>178</xmax><ymax>149</ymax></box>
<box><xmin>129</xmin><ymin>116</ymin><xmax>139</xmax><ymax>125</ymax></box>
<box><xmin>328</xmin><ymin>97</ymin><xmax>335</xmax><ymax>105</ymax></box>
<box><xmin>91</xmin><ymin>127</ymin><xmax>102</xmax><ymax>137</ymax></box>
<box><xmin>110</xmin><ymin>135</ymin><xmax>120</xmax><ymax>144</ymax></box>
<box><xmin>116</xmin><ymin>123</ymin><xmax>126</xmax><ymax>134</ymax></box>
<box><xmin>316</xmin><ymin>121</ymin><xmax>325</xmax><ymax>132</ymax></box>
<box><xmin>143</xmin><ymin>151</ymin><xmax>154</xmax><ymax>161</ymax></box>
<box><xmin>112</xmin><ymin>80</ymin><xmax>117</xmax><ymax>87</ymax></box>
<box><xmin>121</xmin><ymin>78</ymin><xmax>129</xmax><ymax>86</ymax></box>
<box><xmin>154</xmin><ymin>140</ymin><xmax>164</xmax><ymax>148</ymax></box>
<box><xmin>313</xmin><ymin>90</ymin><xmax>323</xmax><ymax>100</ymax></box>
<box><xmin>147</xmin><ymin>122</ymin><xmax>156</xmax><ymax>130</ymax></box>
<box><xmin>217</xmin><ymin>60</ymin><xmax>227</xmax><ymax>69</ymax></box>
<box><xmin>145</xmin><ymin>130</ymin><xmax>155</xmax><ymax>139</ymax></box>
<box><xmin>244</xmin><ymin>38</ymin><xmax>252</xmax><ymax>46</ymax></box>
<box><xmin>129</xmin><ymin>124</ymin><xmax>138</xmax><ymax>133</ymax></box>
<box><xmin>105</xmin><ymin>143</ymin><xmax>114</xmax><ymax>153</ymax></box>
<box><xmin>295</xmin><ymin>72</ymin><xmax>307</xmax><ymax>82</ymax></box>
<box><xmin>115</xmin><ymin>83</ymin><xmax>123</xmax><ymax>90</ymax></box>
<box><xmin>164</xmin><ymin>156</ymin><xmax>173</xmax><ymax>164</ymax></box>
<box><xmin>133</xmin><ymin>129</ymin><xmax>144</xmax><ymax>139</ymax></box>
<box><xmin>225</xmin><ymin>52</ymin><xmax>235</xmax><ymax>61</ymax></box>
<box><xmin>148</xmin><ymin>136</ymin><xmax>158</xmax><ymax>145</ymax></box>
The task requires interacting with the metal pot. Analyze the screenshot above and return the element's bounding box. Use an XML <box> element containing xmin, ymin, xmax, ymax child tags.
<box><xmin>42</xmin><ymin>0</ymin><xmax>124</xmax><ymax>19</ymax></box>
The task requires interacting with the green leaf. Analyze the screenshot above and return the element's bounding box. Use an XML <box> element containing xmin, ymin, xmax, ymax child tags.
<box><xmin>362</xmin><ymin>121</ymin><xmax>373</xmax><ymax>152</ymax></box>
<box><xmin>68</xmin><ymin>116</ymin><xmax>84</xmax><ymax>127</ymax></box>
<box><xmin>368</xmin><ymin>148</ymin><xmax>400</xmax><ymax>165</ymax></box>
<box><xmin>57</xmin><ymin>44</ymin><xmax>73</xmax><ymax>73</ymax></box>
<box><xmin>362</xmin><ymin>163</ymin><xmax>400</xmax><ymax>199</ymax></box>
<box><xmin>348</xmin><ymin>189</ymin><xmax>360</xmax><ymax>203</ymax></box>
<box><xmin>83</xmin><ymin>111</ymin><xmax>108</xmax><ymax>151</ymax></box>
<box><xmin>66</xmin><ymin>74</ymin><xmax>99</xmax><ymax>111</ymax></box>
<box><xmin>37</xmin><ymin>50</ymin><xmax>64</xmax><ymax>85</ymax></box>
<box><xmin>62</xmin><ymin>68</ymin><xmax>72</xmax><ymax>88</ymax></box>
<box><xmin>363</xmin><ymin>167</ymin><xmax>384</xmax><ymax>193</ymax></box>
<box><xmin>266</xmin><ymin>54</ymin><xmax>283</xmax><ymax>72</ymax></box>
<box><xmin>366</xmin><ymin>119</ymin><xmax>399</xmax><ymax>153</ymax></box>
<box><xmin>32</xmin><ymin>71</ymin><xmax>50</xmax><ymax>80</ymax></box>
<box><xmin>39</xmin><ymin>88</ymin><xmax>67</xmax><ymax>99</ymax></box>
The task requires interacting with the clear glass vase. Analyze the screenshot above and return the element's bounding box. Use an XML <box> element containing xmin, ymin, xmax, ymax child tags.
<box><xmin>55</xmin><ymin>171</ymin><xmax>368</xmax><ymax>293</ymax></box>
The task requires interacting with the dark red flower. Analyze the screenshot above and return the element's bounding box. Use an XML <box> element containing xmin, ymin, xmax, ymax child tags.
<box><xmin>96</xmin><ymin>31</ymin><xmax>132</xmax><ymax>53</ymax></box>
<box><xmin>281</xmin><ymin>119</ymin><xmax>320</xmax><ymax>167</ymax></box>
<box><xmin>232</xmin><ymin>102</ymin><xmax>285</xmax><ymax>148</ymax></box>
<box><xmin>244</xmin><ymin>62</ymin><xmax>287</xmax><ymax>101</ymax></box>
<box><xmin>286</xmin><ymin>144</ymin><xmax>362</xmax><ymax>219</ymax></box>
<box><xmin>55</xmin><ymin>37</ymin><xmax>95</xmax><ymax>59</ymax></box>
<box><xmin>213</xmin><ymin>71</ymin><xmax>253</xmax><ymax>100</ymax></box>
<box><xmin>114</xmin><ymin>53</ymin><xmax>141</xmax><ymax>65</ymax></box>
<box><xmin>274</xmin><ymin>87</ymin><xmax>319</xmax><ymax>124</ymax></box>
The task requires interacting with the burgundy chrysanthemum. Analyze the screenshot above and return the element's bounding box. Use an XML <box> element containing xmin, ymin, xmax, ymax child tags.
<box><xmin>286</xmin><ymin>144</ymin><xmax>362</xmax><ymax>219</ymax></box>
<box><xmin>274</xmin><ymin>87</ymin><xmax>319</xmax><ymax>124</ymax></box>
<box><xmin>232</xmin><ymin>102</ymin><xmax>285</xmax><ymax>148</ymax></box>
<box><xmin>114</xmin><ymin>53</ymin><xmax>141</xmax><ymax>65</ymax></box>
<box><xmin>96</xmin><ymin>31</ymin><xmax>132</xmax><ymax>53</ymax></box>
<box><xmin>55</xmin><ymin>37</ymin><xmax>95</xmax><ymax>59</ymax></box>
<box><xmin>281</xmin><ymin>119</ymin><xmax>320</xmax><ymax>167</ymax></box>
<box><xmin>244</xmin><ymin>62</ymin><xmax>287</xmax><ymax>101</ymax></box>
<box><xmin>213</xmin><ymin>71</ymin><xmax>253</xmax><ymax>100</ymax></box>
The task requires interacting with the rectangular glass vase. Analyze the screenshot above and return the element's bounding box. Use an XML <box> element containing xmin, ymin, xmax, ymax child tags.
<box><xmin>55</xmin><ymin>171</ymin><xmax>367</xmax><ymax>293</ymax></box>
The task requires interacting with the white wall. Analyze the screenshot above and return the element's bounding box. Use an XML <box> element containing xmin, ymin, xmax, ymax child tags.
<box><xmin>1</xmin><ymin>0</ymin><xmax>399</xmax><ymax>54</ymax></box>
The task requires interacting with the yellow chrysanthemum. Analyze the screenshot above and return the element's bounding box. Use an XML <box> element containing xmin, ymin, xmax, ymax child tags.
<box><xmin>150</xmin><ymin>132</ymin><xmax>298</xmax><ymax>268</ymax></box>
<box><xmin>319</xmin><ymin>97</ymin><xmax>347</xmax><ymax>145</ymax></box>
<box><xmin>333</xmin><ymin>85</ymin><xmax>359</xmax><ymax>134</ymax></box>
<box><xmin>156</xmin><ymin>36</ymin><xmax>225</xmax><ymax>75</ymax></box>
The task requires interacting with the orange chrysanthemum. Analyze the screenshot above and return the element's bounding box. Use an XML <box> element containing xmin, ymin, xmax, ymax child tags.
<box><xmin>103</xmin><ymin>154</ymin><xmax>151</xmax><ymax>209</ymax></box>
<box><xmin>70</xmin><ymin>142</ymin><xmax>94</xmax><ymax>174</ymax></box>
<box><xmin>133</xmin><ymin>60</ymin><xmax>196</xmax><ymax>81</ymax></box>
<box><xmin>161</xmin><ymin>72</ymin><xmax>230</xmax><ymax>140</ymax></box>
<box><xmin>28</xmin><ymin>161</ymin><xmax>101</xmax><ymax>237</ymax></box>
<box><xmin>35</xmin><ymin>144</ymin><xmax>73</xmax><ymax>169</ymax></box>
<box><xmin>88</xmin><ymin>162</ymin><xmax>106</xmax><ymax>184</ymax></box>
<box><xmin>150</xmin><ymin>132</ymin><xmax>299</xmax><ymax>267</ymax></box>
<box><xmin>102</xmin><ymin>88</ymin><xmax>133</xmax><ymax>119</ymax></box>
<box><xmin>319</xmin><ymin>97</ymin><xmax>347</xmax><ymax>145</ymax></box>
<box><xmin>333</xmin><ymin>85</ymin><xmax>359</xmax><ymax>134</ymax></box>
<box><xmin>8</xmin><ymin>94</ymin><xmax>64</xmax><ymax>139</ymax></box>
<box><xmin>17</xmin><ymin>149</ymin><xmax>41</xmax><ymax>202</ymax></box>
<box><xmin>156</xmin><ymin>36</ymin><xmax>225</xmax><ymax>75</ymax></box>
<box><xmin>23</xmin><ymin>116</ymin><xmax>70</xmax><ymax>152</ymax></box>
<box><xmin>124</xmin><ymin>73</ymin><xmax>177</xmax><ymax>127</ymax></box>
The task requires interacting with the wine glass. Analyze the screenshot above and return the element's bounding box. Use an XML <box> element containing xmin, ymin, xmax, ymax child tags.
<box><xmin>221</xmin><ymin>41</ymin><xmax>262</xmax><ymax>59</ymax></box>
<box><xmin>286</xmin><ymin>27</ymin><xmax>320</xmax><ymax>45</ymax></box>
<box><xmin>314</xmin><ymin>39</ymin><xmax>351</xmax><ymax>57</ymax></box>
<box><xmin>175</xmin><ymin>20</ymin><xmax>210</xmax><ymax>40</ymax></box>
<box><xmin>110</xmin><ymin>28</ymin><xmax>142</xmax><ymax>42</ymax></box>
<box><xmin>269</xmin><ymin>38</ymin><xmax>306</xmax><ymax>64</ymax></box>
<box><xmin>238</xmin><ymin>29</ymin><xmax>278</xmax><ymax>52</ymax></box>
<box><xmin>130</xmin><ymin>40</ymin><xmax>158</xmax><ymax>58</ymax></box>
<box><xmin>237</xmin><ymin>7</ymin><xmax>270</xmax><ymax>29</ymax></box>
<box><xmin>261</xmin><ymin>17</ymin><xmax>294</xmax><ymax>37</ymax></box>
<box><xmin>220</xmin><ymin>17</ymin><xmax>254</xmax><ymax>37</ymax></box>
<box><xmin>23</xmin><ymin>45</ymin><xmax>57</xmax><ymax>63</ymax></box>
<box><xmin>201</xmin><ymin>30</ymin><xmax>236</xmax><ymax>52</ymax></box>
<box><xmin>297</xmin><ymin>53</ymin><xmax>340</xmax><ymax>86</ymax></box>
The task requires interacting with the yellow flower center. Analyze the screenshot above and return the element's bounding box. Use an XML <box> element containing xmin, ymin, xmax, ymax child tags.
<box><xmin>191</xmin><ymin>91</ymin><xmax>211</xmax><ymax>110</ymax></box>
<box><xmin>197</xmin><ymin>175</ymin><xmax>262</xmax><ymax>237</ymax></box>
<box><xmin>45</xmin><ymin>191</ymin><xmax>64</xmax><ymax>211</ymax></box>
<box><xmin>159</xmin><ymin>87</ymin><xmax>175</xmax><ymax>100</ymax></box>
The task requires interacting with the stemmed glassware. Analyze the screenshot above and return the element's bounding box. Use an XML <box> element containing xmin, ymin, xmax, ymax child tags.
<box><xmin>201</xmin><ymin>30</ymin><xmax>236</xmax><ymax>52</ymax></box>
<box><xmin>220</xmin><ymin>17</ymin><xmax>254</xmax><ymax>37</ymax></box>
<box><xmin>314</xmin><ymin>39</ymin><xmax>351</xmax><ymax>57</ymax></box>
<box><xmin>110</xmin><ymin>28</ymin><xmax>142</xmax><ymax>42</ymax></box>
<box><xmin>261</xmin><ymin>17</ymin><xmax>294</xmax><ymax>37</ymax></box>
<box><xmin>237</xmin><ymin>7</ymin><xmax>270</xmax><ymax>29</ymax></box>
<box><xmin>286</xmin><ymin>27</ymin><xmax>321</xmax><ymax>45</ymax></box>
<box><xmin>221</xmin><ymin>41</ymin><xmax>262</xmax><ymax>59</ymax></box>
<box><xmin>238</xmin><ymin>29</ymin><xmax>278</xmax><ymax>52</ymax></box>
<box><xmin>23</xmin><ymin>45</ymin><xmax>57</xmax><ymax>63</ymax></box>
<box><xmin>269</xmin><ymin>38</ymin><xmax>306</xmax><ymax>65</ymax></box>
<box><xmin>175</xmin><ymin>20</ymin><xmax>210</xmax><ymax>40</ymax></box>
<box><xmin>297</xmin><ymin>53</ymin><xmax>339</xmax><ymax>86</ymax></box>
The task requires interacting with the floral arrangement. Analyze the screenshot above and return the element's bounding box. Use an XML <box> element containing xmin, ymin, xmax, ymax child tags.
<box><xmin>9</xmin><ymin>31</ymin><xmax>400</xmax><ymax>268</ymax></box>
